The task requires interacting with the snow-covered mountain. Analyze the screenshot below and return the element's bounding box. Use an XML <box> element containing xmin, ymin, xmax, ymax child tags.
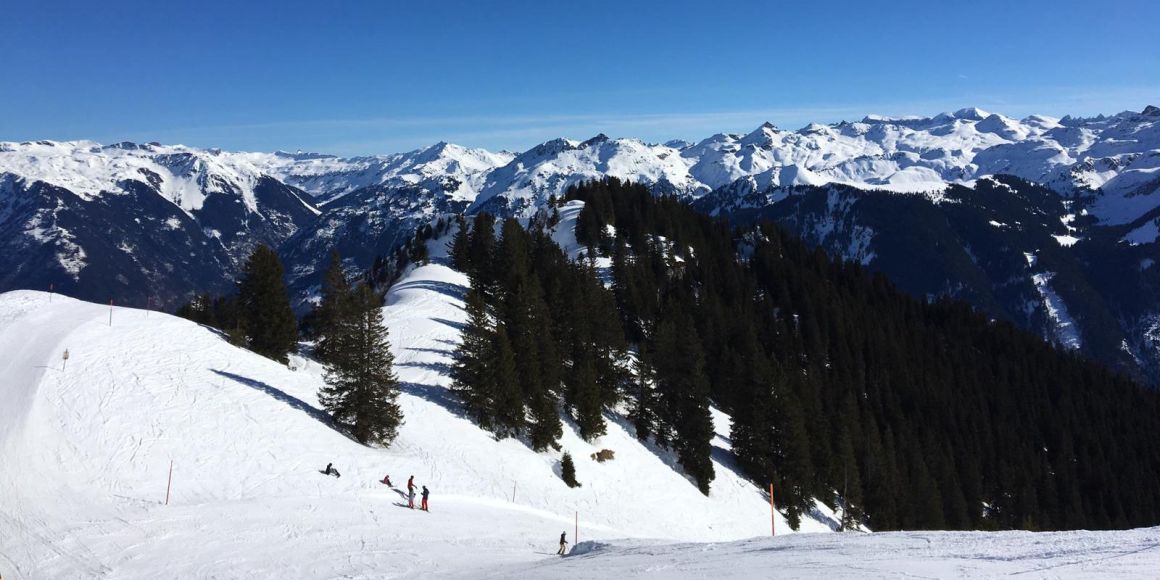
<box><xmin>2</xmin><ymin>105</ymin><xmax>1159</xmax><ymax>377</ymax></box>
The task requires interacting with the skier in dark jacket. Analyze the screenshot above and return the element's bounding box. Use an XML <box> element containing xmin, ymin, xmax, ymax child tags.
<box><xmin>420</xmin><ymin>486</ymin><xmax>430</xmax><ymax>511</ymax></box>
<box><xmin>557</xmin><ymin>532</ymin><xmax>568</xmax><ymax>555</ymax></box>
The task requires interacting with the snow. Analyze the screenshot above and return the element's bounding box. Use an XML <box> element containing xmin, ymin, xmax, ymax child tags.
<box><xmin>1030</xmin><ymin>271</ymin><xmax>1083</xmax><ymax>350</ymax></box>
<box><xmin>4</xmin><ymin>288</ymin><xmax>1158</xmax><ymax>578</ymax></box>
<box><xmin>0</xmin><ymin>265</ymin><xmax>832</xmax><ymax>579</ymax></box>
<box><xmin>490</xmin><ymin>528</ymin><xmax>1160</xmax><ymax>579</ymax></box>
<box><xmin>1124</xmin><ymin>219</ymin><xmax>1159</xmax><ymax>245</ymax></box>
<box><xmin>1053</xmin><ymin>233</ymin><xmax>1081</xmax><ymax>247</ymax></box>
<box><xmin>5</xmin><ymin>106</ymin><xmax>1160</xmax><ymax>223</ymax></box>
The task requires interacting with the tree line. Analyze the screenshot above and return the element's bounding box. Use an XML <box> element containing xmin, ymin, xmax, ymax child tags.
<box><xmin>566</xmin><ymin>177</ymin><xmax>1160</xmax><ymax>532</ymax></box>
<box><xmin>448</xmin><ymin>212</ymin><xmax>628</xmax><ymax>453</ymax></box>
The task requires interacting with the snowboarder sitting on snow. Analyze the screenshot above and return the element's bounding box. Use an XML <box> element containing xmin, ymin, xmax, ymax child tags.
<box><xmin>381</xmin><ymin>474</ymin><xmax>393</xmax><ymax>487</ymax></box>
<box><xmin>557</xmin><ymin>532</ymin><xmax>568</xmax><ymax>555</ymax></box>
<box><xmin>421</xmin><ymin>485</ymin><xmax>430</xmax><ymax>511</ymax></box>
<box><xmin>322</xmin><ymin>462</ymin><xmax>341</xmax><ymax>478</ymax></box>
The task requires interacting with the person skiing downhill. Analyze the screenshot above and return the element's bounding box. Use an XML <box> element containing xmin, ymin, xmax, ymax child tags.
<box><xmin>421</xmin><ymin>485</ymin><xmax>430</xmax><ymax>511</ymax></box>
<box><xmin>557</xmin><ymin>532</ymin><xmax>568</xmax><ymax>555</ymax></box>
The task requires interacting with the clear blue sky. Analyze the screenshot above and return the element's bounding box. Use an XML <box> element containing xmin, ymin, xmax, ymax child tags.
<box><xmin>3</xmin><ymin>0</ymin><xmax>1158</xmax><ymax>155</ymax></box>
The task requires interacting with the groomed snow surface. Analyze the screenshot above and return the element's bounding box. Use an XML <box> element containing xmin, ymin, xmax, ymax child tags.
<box><xmin>2</xmin><ymin>267</ymin><xmax>1159</xmax><ymax>578</ymax></box>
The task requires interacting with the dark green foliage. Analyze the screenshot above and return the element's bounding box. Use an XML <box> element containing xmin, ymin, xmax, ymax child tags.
<box><xmin>450</xmin><ymin>212</ymin><xmax>624</xmax><ymax>448</ymax></box>
<box><xmin>489</xmin><ymin>323</ymin><xmax>526</xmax><ymax>438</ymax></box>
<box><xmin>651</xmin><ymin>305</ymin><xmax>715</xmax><ymax>494</ymax></box>
<box><xmin>236</xmin><ymin>245</ymin><xmax>298</xmax><ymax>363</ymax></box>
<box><xmin>176</xmin><ymin>292</ymin><xmax>240</xmax><ymax>341</ymax></box>
<box><xmin>566</xmin><ymin>177</ymin><xmax>1160</xmax><ymax>532</ymax></box>
<box><xmin>318</xmin><ymin>283</ymin><xmax>404</xmax><ymax>445</ymax></box>
<box><xmin>451</xmin><ymin>288</ymin><xmax>498</xmax><ymax>430</ymax></box>
<box><xmin>467</xmin><ymin>213</ymin><xmax>497</xmax><ymax>292</ymax></box>
<box><xmin>449</xmin><ymin>215</ymin><xmax>471</xmax><ymax>272</ymax></box>
<box><xmin>561</xmin><ymin>451</ymin><xmax>580</xmax><ymax>488</ymax></box>
<box><xmin>312</xmin><ymin>250</ymin><xmax>354</xmax><ymax>365</ymax></box>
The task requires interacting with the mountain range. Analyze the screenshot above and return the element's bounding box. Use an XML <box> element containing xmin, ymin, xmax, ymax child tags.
<box><xmin>1</xmin><ymin>105</ymin><xmax>1158</xmax><ymax>382</ymax></box>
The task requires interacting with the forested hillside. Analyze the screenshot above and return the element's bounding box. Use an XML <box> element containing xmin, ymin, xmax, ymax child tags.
<box><xmin>563</xmin><ymin>178</ymin><xmax>1160</xmax><ymax>531</ymax></box>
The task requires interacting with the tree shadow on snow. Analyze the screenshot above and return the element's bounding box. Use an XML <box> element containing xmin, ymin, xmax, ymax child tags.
<box><xmin>400</xmin><ymin>380</ymin><xmax>468</xmax><ymax>418</ymax></box>
<box><xmin>390</xmin><ymin>280</ymin><xmax>469</xmax><ymax>303</ymax></box>
<box><xmin>210</xmin><ymin>369</ymin><xmax>353</xmax><ymax>441</ymax></box>
<box><xmin>430</xmin><ymin>317</ymin><xmax>467</xmax><ymax>333</ymax></box>
<box><xmin>404</xmin><ymin>346</ymin><xmax>455</xmax><ymax>357</ymax></box>
<box><xmin>398</xmin><ymin>361</ymin><xmax>454</xmax><ymax>375</ymax></box>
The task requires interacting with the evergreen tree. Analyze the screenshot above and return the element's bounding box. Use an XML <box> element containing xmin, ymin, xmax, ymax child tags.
<box><xmin>652</xmin><ymin>307</ymin><xmax>716</xmax><ymax>494</ymax></box>
<box><xmin>237</xmin><ymin>244</ymin><xmax>298</xmax><ymax>363</ymax></box>
<box><xmin>318</xmin><ymin>283</ymin><xmax>403</xmax><ymax>445</ymax></box>
<box><xmin>489</xmin><ymin>323</ymin><xmax>525</xmax><ymax>438</ymax></box>
<box><xmin>449</xmin><ymin>214</ymin><xmax>471</xmax><ymax>271</ymax></box>
<box><xmin>561</xmin><ymin>451</ymin><xmax>580</xmax><ymax>488</ymax></box>
<box><xmin>451</xmin><ymin>288</ymin><xmax>497</xmax><ymax>430</ymax></box>
<box><xmin>467</xmin><ymin>213</ymin><xmax>497</xmax><ymax>292</ymax></box>
<box><xmin>313</xmin><ymin>249</ymin><xmax>354</xmax><ymax>365</ymax></box>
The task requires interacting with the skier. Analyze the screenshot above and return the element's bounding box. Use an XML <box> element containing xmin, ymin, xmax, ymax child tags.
<box><xmin>407</xmin><ymin>487</ymin><xmax>416</xmax><ymax>509</ymax></box>
<box><xmin>322</xmin><ymin>462</ymin><xmax>341</xmax><ymax>478</ymax></box>
<box><xmin>407</xmin><ymin>475</ymin><xmax>415</xmax><ymax>494</ymax></box>
<box><xmin>381</xmin><ymin>474</ymin><xmax>393</xmax><ymax>487</ymax></box>
<box><xmin>557</xmin><ymin>531</ymin><xmax>568</xmax><ymax>555</ymax></box>
<box><xmin>421</xmin><ymin>485</ymin><xmax>430</xmax><ymax>511</ymax></box>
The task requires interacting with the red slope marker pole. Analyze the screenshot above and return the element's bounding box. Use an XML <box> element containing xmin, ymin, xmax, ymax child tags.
<box><xmin>770</xmin><ymin>482</ymin><xmax>776</xmax><ymax>537</ymax></box>
<box><xmin>165</xmin><ymin>460</ymin><xmax>173</xmax><ymax>505</ymax></box>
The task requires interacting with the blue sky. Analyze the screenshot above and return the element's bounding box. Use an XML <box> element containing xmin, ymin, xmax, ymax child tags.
<box><xmin>3</xmin><ymin>0</ymin><xmax>1158</xmax><ymax>155</ymax></box>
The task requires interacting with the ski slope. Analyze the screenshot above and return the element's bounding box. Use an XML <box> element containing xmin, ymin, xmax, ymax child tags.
<box><xmin>487</xmin><ymin>528</ymin><xmax>1160</xmax><ymax>579</ymax></box>
<box><xmin>2</xmin><ymin>269</ymin><xmax>1160</xmax><ymax>578</ymax></box>
<box><xmin>0</xmin><ymin>262</ymin><xmax>830</xmax><ymax>579</ymax></box>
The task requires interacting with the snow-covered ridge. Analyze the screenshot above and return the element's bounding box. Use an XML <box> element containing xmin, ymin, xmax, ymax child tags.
<box><xmin>4</xmin><ymin>105</ymin><xmax>1157</xmax><ymax>223</ymax></box>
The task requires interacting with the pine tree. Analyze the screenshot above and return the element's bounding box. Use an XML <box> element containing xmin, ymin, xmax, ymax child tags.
<box><xmin>313</xmin><ymin>250</ymin><xmax>354</xmax><ymax>365</ymax></box>
<box><xmin>525</xmin><ymin>280</ymin><xmax>563</xmax><ymax>451</ymax></box>
<box><xmin>561</xmin><ymin>451</ymin><xmax>580</xmax><ymax>488</ymax></box>
<box><xmin>629</xmin><ymin>351</ymin><xmax>660</xmax><ymax>442</ymax></box>
<box><xmin>451</xmin><ymin>288</ymin><xmax>496</xmax><ymax>430</ymax></box>
<box><xmin>652</xmin><ymin>307</ymin><xmax>716</xmax><ymax>494</ymax></box>
<box><xmin>237</xmin><ymin>244</ymin><xmax>298</xmax><ymax>363</ymax></box>
<box><xmin>318</xmin><ymin>283</ymin><xmax>403</xmax><ymax>445</ymax></box>
<box><xmin>571</xmin><ymin>351</ymin><xmax>606</xmax><ymax>440</ymax></box>
<box><xmin>449</xmin><ymin>214</ymin><xmax>471</xmax><ymax>271</ymax></box>
<box><xmin>467</xmin><ymin>213</ymin><xmax>497</xmax><ymax>292</ymax></box>
<box><xmin>489</xmin><ymin>323</ymin><xmax>525</xmax><ymax>438</ymax></box>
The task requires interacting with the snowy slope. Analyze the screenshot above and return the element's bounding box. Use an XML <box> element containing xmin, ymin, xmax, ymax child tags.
<box><xmin>4</xmin><ymin>287</ymin><xmax>1159</xmax><ymax>579</ymax></box>
<box><xmin>0</xmin><ymin>266</ymin><xmax>832</xmax><ymax>578</ymax></box>
<box><xmin>486</xmin><ymin>528</ymin><xmax>1160</xmax><ymax>579</ymax></box>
